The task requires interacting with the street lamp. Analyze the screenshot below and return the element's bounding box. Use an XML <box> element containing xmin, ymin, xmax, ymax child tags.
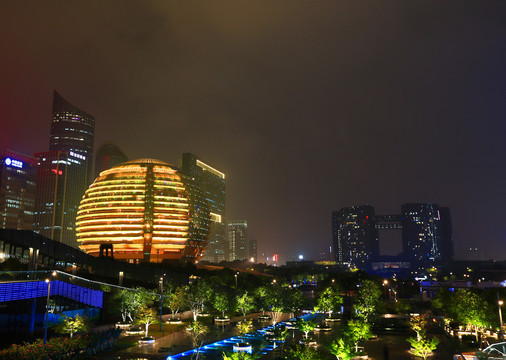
<box><xmin>498</xmin><ymin>295</ymin><xmax>504</xmax><ymax>340</ymax></box>
<box><xmin>43</xmin><ymin>271</ymin><xmax>57</xmax><ymax>345</ymax></box>
<box><xmin>234</xmin><ymin>273</ymin><xmax>238</xmax><ymax>290</ymax></box>
<box><xmin>159</xmin><ymin>275</ymin><xmax>164</xmax><ymax>331</ymax></box>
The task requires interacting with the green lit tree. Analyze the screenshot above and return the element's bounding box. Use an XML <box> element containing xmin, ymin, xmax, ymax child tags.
<box><xmin>315</xmin><ymin>286</ymin><xmax>343</xmax><ymax>316</ymax></box>
<box><xmin>236</xmin><ymin>319</ymin><xmax>253</xmax><ymax>340</ymax></box>
<box><xmin>214</xmin><ymin>293</ymin><xmax>231</xmax><ymax>319</ymax></box>
<box><xmin>285</xmin><ymin>287</ymin><xmax>306</xmax><ymax>318</ymax></box>
<box><xmin>254</xmin><ymin>286</ymin><xmax>269</xmax><ymax>316</ymax></box>
<box><xmin>114</xmin><ymin>287</ymin><xmax>156</xmax><ymax>323</ymax></box>
<box><xmin>454</xmin><ymin>289</ymin><xmax>492</xmax><ymax>343</ymax></box>
<box><xmin>265</xmin><ymin>287</ymin><xmax>287</xmax><ymax>324</ymax></box>
<box><xmin>296</xmin><ymin>318</ymin><xmax>316</xmax><ymax>339</ymax></box>
<box><xmin>286</xmin><ymin>344</ymin><xmax>324</xmax><ymax>360</ymax></box>
<box><xmin>57</xmin><ymin>314</ymin><xmax>88</xmax><ymax>338</ymax></box>
<box><xmin>163</xmin><ymin>283</ymin><xmax>186</xmax><ymax>319</ymax></box>
<box><xmin>344</xmin><ymin>319</ymin><xmax>373</xmax><ymax>352</ymax></box>
<box><xmin>222</xmin><ymin>351</ymin><xmax>262</xmax><ymax>360</ymax></box>
<box><xmin>236</xmin><ymin>291</ymin><xmax>255</xmax><ymax>319</ymax></box>
<box><xmin>186</xmin><ymin>321</ymin><xmax>207</xmax><ymax>359</ymax></box>
<box><xmin>410</xmin><ymin>314</ymin><xmax>428</xmax><ymax>341</ymax></box>
<box><xmin>136</xmin><ymin>305</ymin><xmax>158</xmax><ymax>338</ymax></box>
<box><xmin>407</xmin><ymin>336</ymin><xmax>439</xmax><ymax>360</ymax></box>
<box><xmin>435</xmin><ymin>288</ymin><xmax>492</xmax><ymax>343</ymax></box>
<box><xmin>328</xmin><ymin>338</ymin><xmax>356</xmax><ymax>360</ymax></box>
<box><xmin>185</xmin><ymin>279</ymin><xmax>213</xmax><ymax>321</ymax></box>
<box><xmin>354</xmin><ymin>280</ymin><xmax>381</xmax><ymax>322</ymax></box>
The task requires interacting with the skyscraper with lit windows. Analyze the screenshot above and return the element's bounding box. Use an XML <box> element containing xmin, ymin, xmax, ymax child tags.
<box><xmin>332</xmin><ymin>205</ymin><xmax>379</xmax><ymax>268</ymax></box>
<box><xmin>0</xmin><ymin>150</ymin><xmax>37</xmax><ymax>230</ymax></box>
<box><xmin>401</xmin><ymin>203</ymin><xmax>453</xmax><ymax>266</ymax></box>
<box><xmin>181</xmin><ymin>153</ymin><xmax>226</xmax><ymax>263</ymax></box>
<box><xmin>228</xmin><ymin>220</ymin><xmax>248</xmax><ymax>261</ymax></box>
<box><xmin>332</xmin><ymin>203</ymin><xmax>453</xmax><ymax>270</ymax></box>
<box><xmin>33</xmin><ymin>91</ymin><xmax>95</xmax><ymax>248</ymax></box>
<box><xmin>50</xmin><ymin>91</ymin><xmax>95</xmax><ymax>185</ymax></box>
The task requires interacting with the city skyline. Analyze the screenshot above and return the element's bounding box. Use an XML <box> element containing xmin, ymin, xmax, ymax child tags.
<box><xmin>1</xmin><ymin>1</ymin><xmax>505</xmax><ymax>261</ymax></box>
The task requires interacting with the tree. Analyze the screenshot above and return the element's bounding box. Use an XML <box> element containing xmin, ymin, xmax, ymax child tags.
<box><xmin>435</xmin><ymin>288</ymin><xmax>493</xmax><ymax>343</ymax></box>
<box><xmin>354</xmin><ymin>280</ymin><xmax>381</xmax><ymax>322</ymax></box>
<box><xmin>265</xmin><ymin>287</ymin><xmax>287</xmax><ymax>324</ymax></box>
<box><xmin>58</xmin><ymin>314</ymin><xmax>88</xmax><ymax>338</ymax></box>
<box><xmin>328</xmin><ymin>338</ymin><xmax>356</xmax><ymax>360</ymax></box>
<box><xmin>270</xmin><ymin>325</ymin><xmax>289</xmax><ymax>342</ymax></box>
<box><xmin>136</xmin><ymin>305</ymin><xmax>158</xmax><ymax>338</ymax></box>
<box><xmin>454</xmin><ymin>289</ymin><xmax>492</xmax><ymax>343</ymax></box>
<box><xmin>410</xmin><ymin>314</ymin><xmax>428</xmax><ymax>341</ymax></box>
<box><xmin>286</xmin><ymin>344</ymin><xmax>324</xmax><ymax>360</ymax></box>
<box><xmin>285</xmin><ymin>287</ymin><xmax>306</xmax><ymax>318</ymax></box>
<box><xmin>114</xmin><ymin>287</ymin><xmax>156</xmax><ymax>323</ymax></box>
<box><xmin>315</xmin><ymin>287</ymin><xmax>343</xmax><ymax>316</ymax></box>
<box><xmin>254</xmin><ymin>286</ymin><xmax>269</xmax><ymax>316</ymax></box>
<box><xmin>163</xmin><ymin>283</ymin><xmax>186</xmax><ymax>319</ymax></box>
<box><xmin>186</xmin><ymin>321</ymin><xmax>207</xmax><ymax>359</ymax></box>
<box><xmin>236</xmin><ymin>319</ymin><xmax>253</xmax><ymax>340</ymax></box>
<box><xmin>236</xmin><ymin>291</ymin><xmax>255</xmax><ymax>318</ymax></box>
<box><xmin>296</xmin><ymin>318</ymin><xmax>316</xmax><ymax>339</ymax></box>
<box><xmin>185</xmin><ymin>279</ymin><xmax>213</xmax><ymax>321</ymax></box>
<box><xmin>344</xmin><ymin>319</ymin><xmax>373</xmax><ymax>352</ymax></box>
<box><xmin>222</xmin><ymin>352</ymin><xmax>262</xmax><ymax>360</ymax></box>
<box><xmin>214</xmin><ymin>293</ymin><xmax>231</xmax><ymax>318</ymax></box>
<box><xmin>407</xmin><ymin>336</ymin><xmax>439</xmax><ymax>360</ymax></box>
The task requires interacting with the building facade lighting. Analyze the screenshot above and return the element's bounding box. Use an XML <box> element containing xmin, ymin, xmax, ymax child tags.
<box><xmin>76</xmin><ymin>158</ymin><xmax>209</xmax><ymax>263</ymax></box>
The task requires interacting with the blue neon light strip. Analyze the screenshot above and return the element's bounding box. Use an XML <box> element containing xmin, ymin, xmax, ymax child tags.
<box><xmin>0</xmin><ymin>280</ymin><xmax>103</xmax><ymax>308</ymax></box>
<box><xmin>166</xmin><ymin>313</ymin><xmax>318</xmax><ymax>360</ymax></box>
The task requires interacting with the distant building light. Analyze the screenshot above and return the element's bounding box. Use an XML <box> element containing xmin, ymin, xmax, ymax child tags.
<box><xmin>210</xmin><ymin>212</ymin><xmax>222</xmax><ymax>223</ymax></box>
<box><xmin>196</xmin><ymin>159</ymin><xmax>225</xmax><ymax>179</ymax></box>
<box><xmin>69</xmin><ymin>151</ymin><xmax>86</xmax><ymax>160</ymax></box>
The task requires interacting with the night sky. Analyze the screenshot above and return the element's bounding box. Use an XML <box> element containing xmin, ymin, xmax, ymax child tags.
<box><xmin>1</xmin><ymin>1</ymin><xmax>505</xmax><ymax>262</ymax></box>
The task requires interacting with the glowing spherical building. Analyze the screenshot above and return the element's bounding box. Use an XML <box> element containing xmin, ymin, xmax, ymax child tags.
<box><xmin>76</xmin><ymin>159</ymin><xmax>209</xmax><ymax>263</ymax></box>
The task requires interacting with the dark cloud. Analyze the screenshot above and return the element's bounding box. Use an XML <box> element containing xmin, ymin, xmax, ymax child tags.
<box><xmin>1</xmin><ymin>1</ymin><xmax>505</xmax><ymax>260</ymax></box>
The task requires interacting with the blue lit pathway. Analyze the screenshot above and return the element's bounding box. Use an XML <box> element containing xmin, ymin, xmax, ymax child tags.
<box><xmin>115</xmin><ymin>312</ymin><xmax>317</xmax><ymax>360</ymax></box>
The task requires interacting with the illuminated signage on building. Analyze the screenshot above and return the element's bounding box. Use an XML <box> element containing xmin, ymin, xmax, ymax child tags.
<box><xmin>4</xmin><ymin>158</ymin><xmax>23</xmax><ymax>168</ymax></box>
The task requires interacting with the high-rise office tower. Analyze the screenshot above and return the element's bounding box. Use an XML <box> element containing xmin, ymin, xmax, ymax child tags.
<box><xmin>248</xmin><ymin>238</ymin><xmax>257</xmax><ymax>263</ymax></box>
<box><xmin>94</xmin><ymin>142</ymin><xmax>128</xmax><ymax>179</ymax></box>
<box><xmin>401</xmin><ymin>203</ymin><xmax>453</xmax><ymax>266</ymax></box>
<box><xmin>34</xmin><ymin>150</ymin><xmax>87</xmax><ymax>248</ymax></box>
<box><xmin>332</xmin><ymin>205</ymin><xmax>379</xmax><ymax>268</ymax></box>
<box><xmin>34</xmin><ymin>91</ymin><xmax>95</xmax><ymax>248</ymax></box>
<box><xmin>228</xmin><ymin>220</ymin><xmax>248</xmax><ymax>261</ymax></box>
<box><xmin>181</xmin><ymin>153</ymin><xmax>225</xmax><ymax>263</ymax></box>
<box><xmin>50</xmin><ymin>91</ymin><xmax>95</xmax><ymax>185</ymax></box>
<box><xmin>332</xmin><ymin>203</ymin><xmax>454</xmax><ymax>270</ymax></box>
<box><xmin>0</xmin><ymin>150</ymin><xmax>37</xmax><ymax>230</ymax></box>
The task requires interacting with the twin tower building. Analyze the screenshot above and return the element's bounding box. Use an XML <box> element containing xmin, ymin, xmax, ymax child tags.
<box><xmin>2</xmin><ymin>91</ymin><xmax>228</xmax><ymax>263</ymax></box>
<box><xmin>332</xmin><ymin>204</ymin><xmax>454</xmax><ymax>270</ymax></box>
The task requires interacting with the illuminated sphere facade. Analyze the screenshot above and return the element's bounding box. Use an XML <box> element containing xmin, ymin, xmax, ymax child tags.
<box><xmin>76</xmin><ymin>158</ymin><xmax>205</xmax><ymax>262</ymax></box>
